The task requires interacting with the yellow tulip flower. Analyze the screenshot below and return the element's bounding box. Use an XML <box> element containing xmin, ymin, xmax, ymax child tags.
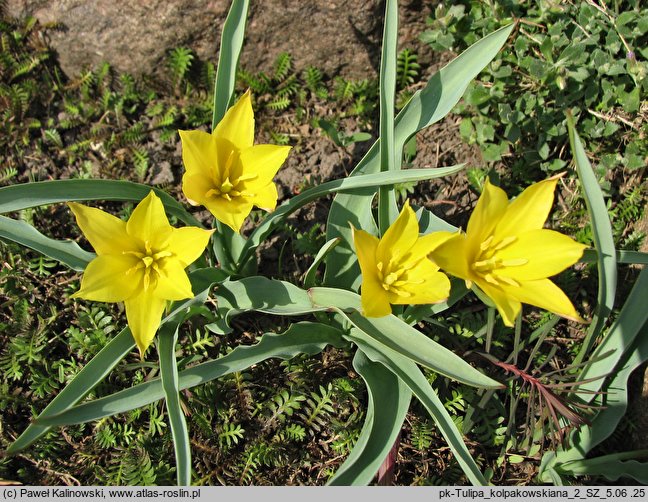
<box><xmin>68</xmin><ymin>191</ymin><xmax>213</xmax><ymax>357</ymax></box>
<box><xmin>431</xmin><ymin>176</ymin><xmax>587</xmax><ymax>326</ymax></box>
<box><xmin>352</xmin><ymin>200</ymin><xmax>452</xmax><ymax>317</ymax></box>
<box><xmin>179</xmin><ymin>90</ymin><xmax>291</xmax><ymax>232</ymax></box>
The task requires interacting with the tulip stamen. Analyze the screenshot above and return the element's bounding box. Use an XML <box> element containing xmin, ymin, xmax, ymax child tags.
<box><xmin>493</xmin><ymin>236</ymin><xmax>517</xmax><ymax>251</ymax></box>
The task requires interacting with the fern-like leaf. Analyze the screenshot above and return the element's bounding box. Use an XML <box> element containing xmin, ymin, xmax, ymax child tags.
<box><xmin>273</xmin><ymin>52</ymin><xmax>292</xmax><ymax>82</ymax></box>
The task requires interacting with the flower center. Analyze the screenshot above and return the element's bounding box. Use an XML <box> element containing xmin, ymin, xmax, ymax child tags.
<box><xmin>124</xmin><ymin>240</ymin><xmax>173</xmax><ymax>291</ymax></box>
<box><xmin>376</xmin><ymin>259</ymin><xmax>423</xmax><ymax>298</ymax></box>
<box><xmin>471</xmin><ymin>235</ymin><xmax>528</xmax><ymax>287</ymax></box>
<box><xmin>204</xmin><ymin>149</ymin><xmax>259</xmax><ymax>201</ymax></box>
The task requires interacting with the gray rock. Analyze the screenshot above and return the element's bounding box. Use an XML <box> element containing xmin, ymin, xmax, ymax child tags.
<box><xmin>6</xmin><ymin>0</ymin><xmax>402</xmax><ymax>80</ymax></box>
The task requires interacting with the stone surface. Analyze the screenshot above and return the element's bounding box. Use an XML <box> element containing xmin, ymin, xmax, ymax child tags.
<box><xmin>6</xmin><ymin>0</ymin><xmax>432</xmax><ymax>80</ymax></box>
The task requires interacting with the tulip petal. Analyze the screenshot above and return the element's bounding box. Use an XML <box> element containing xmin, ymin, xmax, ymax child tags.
<box><xmin>405</xmin><ymin>230</ymin><xmax>457</xmax><ymax>264</ymax></box>
<box><xmin>352</xmin><ymin>226</ymin><xmax>391</xmax><ymax>317</ymax></box>
<box><xmin>429</xmin><ymin>232</ymin><xmax>473</xmax><ymax>281</ymax></box>
<box><xmin>361</xmin><ymin>277</ymin><xmax>392</xmax><ymax>317</ymax></box>
<box><xmin>179</xmin><ymin>129</ymin><xmax>219</xmax><ymax>176</ymax></box>
<box><xmin>203</xmin><ymin>197</ymin><xmax>253</xmax><ymax>233</ymax></box>
<box><xmin>392</xmin><ymin>260</ymin><xmax>451</xmax><ymax>305</ymax></box>
<box><xmin>126</xmin><ymin>192</ymin><xmax>173</xmax><ymax>247</ymax></box>
<box><xmin>167</xmin><ymin>226</ymin><xmax>214</xmax><ymax>266</ymax></box>
<box><xmin>505</xmin><ymin>278</ymin><xmax>584</xmax><ymax>322</ymax></box>
<box><xmin>477</xmin><ymin>281</ymin><xmax>522</xmax><ymax>327</ymax></box>
<box><xmin>182</xmin><ymin>172</ymin><xmax>214</xmax><ymax>206</ymax></box>
<box><xmin>154</xmin><ymin>260</ymin><xmax>194</xmax><ymax>300</ymax></box>
<box><xmin>72</xmin><ymin>254</ymin><xmax>141</xmax><ymax>302</ymax></box>
<box><xmin>352</xmin><ymin>226</ymin><xmax>379</xmax><ymax>275</ymax></box>
<box><xmin>251</xmin><ymin>182</ymin><xmax>279</xmax><ymax>212</ymax></box>
<box><xmin>239</xmin><ymin>144</ymin><xmax>291</xmax><ymax>187</ymax></box>
<box><xmin>494</xmin><ymin>176</ymin><xmax>560</xmax><ymax>240</ymax></box>
<box><xmin>125</xmin><ymin>290</ymin><xmax>167</xmax><ymax>357</ymax></box>
<box><xmin>495</xmin><ymin>229</ymin><xmax>587</xmax><ymax>281</ymax></box>
<box><xmin>377</xmin><ymin>201</ymin><xmax>418</xmax><ymax>265</ymax></box>
<box><xmin>214</xmin><ymin>90</ymin><xmax>254</xmax><ymax>151</ymax></box>
<box><xmin>466</xmin><ymin>179</ymin><xmax>508</xmax><ymax>250</ymax></box>
<box><xmin>68</xmin><ymin>202</ymin><xmax>135</xmax><ymax>255</ymax></box>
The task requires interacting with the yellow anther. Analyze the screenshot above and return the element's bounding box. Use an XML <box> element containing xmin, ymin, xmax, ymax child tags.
<box><xmin>473</xmin><ymin>257</ymin><xmax>499</xmax><ymax>271</ymax></box>
<box><xmin>384</xmin><ymin>272</ymin><xmax>399</xmax><ymax>286</ymax></box>
<box><xmin>222</xmin><ymin>150</ymin><xmax>236</xmax><ymax>178</ymax></box>
<box><xmin>238</xmin><ymin>172</ymin><xmax>258</xmax><ymax>182</ymax></box>
<box><xmin>493</xmin><ymin>236</ymin><xmax>517</xmax><ymax>251</ymax></box>
<box><xmin>392</xmin><ymin>289</ymin><xmax>412</xmax><ymax>298</ymax></box>
<box><xmin>500</xmin><ymin>258</ymin><xmax>528</xmax><ymax>267</ymax></box>
<box><xmin>153</xmin><ymin>250</ymin><xmax>173</xmax><ymax>260</ymax></box>
<box><xmin>480</xmin><ymin>236</ymin><xmax>494</xmax><ymax>251</ymax></box>
<box><xmin>483</xmin><ymin>273</ymin><xmax>500</xmax><ymax>285</ymax></box>
<box><xmin>497</xmin><ymin>275</ymin><xmax>521</xmax><ymax>287</ymax></box>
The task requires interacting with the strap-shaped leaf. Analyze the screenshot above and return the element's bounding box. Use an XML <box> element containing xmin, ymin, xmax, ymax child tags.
<box><xmin>567</xmin><ymin>116</ymin><xmax>617</xmax><ymax>365</ymax></box>
<box><xmin>6</xmin><ymin>268</ymin><xmax>226</xmax><ymax>453</ymax></box>
<box><xmin>234</xmin><ymin>165</ymin><xmax>465</xmax><ymax>270</ymax></box>
<box><xmin>158</xmin><ymin>322</ymin><xmax>191</xmax><ymax>486</ymax></box>
<box><xmin>556</xmin><ymin>451</ymin><xmax>648</xmax><ymax>484</ymax></box>
<box><xmin>212</xmin><ymin>0</ymin><xmax>250</xmax><ymax>129</ymax></box>
<box><xmin>328</xmin><ymin>349</ymin><xmax>411</xmax><ymax>485</ymax></box>
<box><xmin>34</xmin><ymin>323</ymin><xmax>345</xmax><ymax>427</ymax></box>
<box><xmin>309</xmin><ymin>287</ymin><xmax>502</xmax><ymax>389</ymax></box>
<box><xmin>0</xmin><ymin>215</ymin><xmax>94</xmax><ymax>271</ymax></box>
<box><xmin>324</xmin><ymin>24</ymin><xmax>514</xmax><ymax>290</ymax></box>
<box><xmin>346</xmin><ymin>328</ymin><xmax>488</xmax><ymax>485</ymax></box>
<box><xmin>581</xmin><ymin>249</ymin><xmax>648</xmax><ymax>265</ymax></box>
<box><xmin>303</xmin><ymin>238</ymin><xmax>341</xmax><ymax>288</ymax></box>
<box><xmin>208</xmin><ymin>0</ymin><xmax>251</xmax><ymax>271</ymax></box>
<box><xmin>540</xmin><ymin>267</ymin><xmax>648</xmax><ymax>482</ymax></box>
<box><xmin>0</xmin><ymin>179</ymin><xmax>201</xmax><ymax>227</ymax></box>
<box><xmin>207</xmin><ymin>276</ymin><xmax>330</xmax><ymax>334</ymax></box>
<box><xmin>6</xmin><ymin>327</ymin><xmax>135</xmax><ymax>454</ymax></box>
<box><xmin>377</xmin><ymin>0</ymin><xmax>399</xmax><ymax>235</ymax></box>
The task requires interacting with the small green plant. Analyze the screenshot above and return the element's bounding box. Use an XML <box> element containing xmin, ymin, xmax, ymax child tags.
<box><xmin>421</xmin><ymin>1</ymin><xmax>647</xmax><ymax>177</ymax></box>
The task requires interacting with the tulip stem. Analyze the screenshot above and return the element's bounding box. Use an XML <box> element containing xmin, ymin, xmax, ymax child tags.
<box><xmin>485</xmin><ymin>307</ymin><xmax>496</xmax><ymax>353</ymax></box>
